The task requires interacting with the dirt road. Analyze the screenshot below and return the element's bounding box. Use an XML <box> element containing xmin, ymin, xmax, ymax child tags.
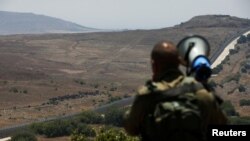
<box><xmin>211</xmin><ymin>30</ymin><xmax>250</xmax><ymax>68</ymax></box>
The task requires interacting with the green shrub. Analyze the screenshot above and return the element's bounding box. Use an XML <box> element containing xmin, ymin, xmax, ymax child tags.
<box><xmin>208</xmin><ymin>80</ymin><xmax>217</xmax><ymax>88</ymax></box>
<box><xmin>221</xmin><ymin>100</ymin><xmax>238</xmax><ymax>116</ymax></box>
<box><xmin>95</xmin><ymin>128</ymin><xmax>139</xmax><ymax>141</ymax></box>
<box><xmin>104</xmin><ymin>108</ymin><xmax>126</xmax><ymax>127</ymax></box>
<box><xmin>245</xmin><ymin>63</ymin><xmax>250</xmax><ymax>70</ymax></box>
<box><xmin>229</xmin><ymin>116</ymin><xmax>250</xmax><ymax>125</ymax></box>
<box><xmin>70</xmin><ymin>124</ymin><xmax>96</xmax><ymax>141</ymax></box>
<box><xmin>239</xmin><ymin>99</ymin><xmax>250</xmax><ymax>106</ymax></box>
<box><xmin>108</xmin><ymin>96</ymin><xmax>122</xmax><ymax>103</ymax></box>
<box><xmin>221</xmin><ymin>73</ymin><xmax>240</xmax><ymax>84</ymax></box>
<box><xmin>30</xmin><ymin>120</ymin><xmax>73</xmax><ymax>137</ymax></box>
<box><xmin>241</xmin><ymin>68</ymin><xmax>247</xmax><ymax>73</ymax></box>
<box><xmin>247</xmin><ymin>33</ymin><xmax>250</xmax><ymax>41</ymax></box>
<box><xmin>77</xmin><ymin>111</ymin><xmax>104</xmax><ymax>124</ymax></box>
<box><xmin>71</xmin><ymin>131</ymin><xmax>90</xmax><ymax>141</ymax></box>
<box><xmin>229</xmin><ymin>49</ymin><xmax>238</xmax><ymax>55</ymax></box>
<box><xmin>11</xmin><ymin>132</ymin><xmax>37</xmax><ymax>141</ymax></box>
<box><xmin>74</xmin><ymin>123</ymin><xmax>96</xmax><ymax>137</ymax></box>
<box><xmin>221</xmin><ymin>55</ymin><xmax>230</xmax><ymax>65</ymax></box>
<box><xmin>238</xmin><ymin>85</ymin><xmax>246</xmax><ymax>92</ymax></box>
<box><xmin>237</xmin><ymin>35</ymin><xmax>247</xmax><ymax>44</ymax></box>
<box><xmin>212</xmin><ymin>64</ymin><xmax>223</xmax><ymax>74</ymax></box>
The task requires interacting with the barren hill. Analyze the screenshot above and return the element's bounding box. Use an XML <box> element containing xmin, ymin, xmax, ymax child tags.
<box><xmin>177</xmin><ymin>15</ymin><xmax>250</xmax><ymax>28</ymax></box>
<box><xmin>0</xmin><ymin>15</ymin><xmax>250</xmax><ymax>127</ymax></box>
<box><xmin>0</xmin><ymin>11</ymin><xmax>96</xmax><ymax>35</ymax></box>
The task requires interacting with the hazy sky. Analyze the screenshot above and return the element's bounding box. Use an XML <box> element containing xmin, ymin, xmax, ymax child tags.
<box><xmin>0</xmin><ymin>0</ymin><xmax>249</xmax><ymax>29</ymax></box>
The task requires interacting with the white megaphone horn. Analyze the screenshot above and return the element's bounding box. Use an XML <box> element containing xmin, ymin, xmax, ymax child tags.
<box><xmin>177</xmin><ymin>35</ymin><xmax>211</xmax><ymax>82</ymax></box>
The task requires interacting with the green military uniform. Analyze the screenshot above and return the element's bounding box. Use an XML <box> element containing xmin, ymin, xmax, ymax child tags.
<box><xmin>124</xmin><ymin>69</ymin><xmax>227</xmax><ymax>140</ymax></box>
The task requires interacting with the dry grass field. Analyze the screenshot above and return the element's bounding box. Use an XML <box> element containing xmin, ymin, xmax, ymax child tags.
<box><xmin>0</xmin><ymin>15</ymin><xmax>249</xmax><ymax>128</ymax></box>
<box><xmin>212</xmin><ymin>43</ymin><xmax>250</xmax><ymax>116</ymax></box>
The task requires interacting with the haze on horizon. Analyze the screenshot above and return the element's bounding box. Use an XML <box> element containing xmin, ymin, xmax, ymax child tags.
<box><xmin>0</xmin><ymin>0</ymin><xmax>249</xmax><ymax>30</ymax></box>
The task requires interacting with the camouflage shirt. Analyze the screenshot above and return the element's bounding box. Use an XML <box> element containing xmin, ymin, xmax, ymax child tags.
<box><xmin>124</xmin><ymin>69</ymin><xmax>227</xmax><ymax>138</ymax></box>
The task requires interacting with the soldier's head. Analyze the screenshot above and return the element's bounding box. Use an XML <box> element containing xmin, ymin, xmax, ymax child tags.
<box><xmin>151</xmin><ymin>41</ymin><xmax>180</xmax><ymax>81</ymax></box>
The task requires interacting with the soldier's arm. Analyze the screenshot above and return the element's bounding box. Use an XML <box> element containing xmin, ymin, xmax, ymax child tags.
<box><xmin>209</xmin><ymin>97</ymin><xmax>228</xmax><ymax>124</ymax></box>
<box><xmin>124</xmin><ymin>95</ymin><xmax>146</xmax><ymax>136</ymax></box>
<box><xmin>196</xmin><ymin>89</ymin><xmax>228</xmax><ymax>125</ymax></box>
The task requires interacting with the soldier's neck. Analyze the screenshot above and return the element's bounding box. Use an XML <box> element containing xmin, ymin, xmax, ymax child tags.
<box><xmin>153</xmin><ymin>68</ymin><xmax>183</xmax><ymax>82</ymax></box>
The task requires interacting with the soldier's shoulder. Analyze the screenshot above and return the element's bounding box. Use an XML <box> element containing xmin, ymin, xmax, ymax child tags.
<box><xmin>180</xmin><ymin>76</ymin><xmax>197</xmax><ymax>85</ymax></box>
<box><xmin>195</xmin><ymin>88</ymin><xmax>215</xmax><ymax>104</ymax></box>
<box><xmin>137</xmin><ymin>80</ymin><xmax>171</xmax><ymax>96</ymax></box>
<box><xmin>180</xmin><ymin>76</ymin><xmax>215</xmax><ymax>101</ymax></box>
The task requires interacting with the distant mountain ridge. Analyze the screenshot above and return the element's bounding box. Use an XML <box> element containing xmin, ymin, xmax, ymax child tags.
<box><xmin>176</xmin><ymin>15</ymin><xmax>250</xmax><ymax>28</ymax></box>
<box><xmin>0</xmin><ymin>11</ymin><xmax>97</xmax><ymax>35</ymax></box>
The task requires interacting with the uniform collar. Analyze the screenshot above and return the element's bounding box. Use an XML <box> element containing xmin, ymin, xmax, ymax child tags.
<box><xmin>155</xmin><ymin>68</ymin><xmax>183</xmax><ymax>82</ymax></box>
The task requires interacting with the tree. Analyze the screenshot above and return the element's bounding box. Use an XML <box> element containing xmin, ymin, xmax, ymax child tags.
<box><xmin>11</xmin><ymin>132</ymin><xmax>37</xmax><ymax>141</ymax></box>
<box><xmin>77</xmin><ymin>111</ymin><xmax>104</xmax><ymax>124</ymax></box>
<box><xmin>71</xmin><ymin>131</ymin><xmax>90</xmax><ymax>141</ymax></box>
<box><xmin>237</xmin><ymin>35</ymin><xmax>247</xmax><ymax>44</ymax></box>
<box><xmin>104</xmin><ymin>108</ymin><xmax>126</xmax><ymax>127</ymax></box>
<box><xmin>30</xmin><ymin>120</ymin><xmax>73</xmax><ymax>137</ymax></box>
<box><xmin>95</xmin><ymin>128</ymin><xmax>139</xmax><ymax>141</ymax></box>
<box><xmin>74</xmin><ymin>123</ymin><xmax>96</xmax><ymax>137</ymax></box>
<box><xmin>239</xmin><ymin>99</ymin><xmax>250</xmax><ymax>106</ymax></box>
<box><xmin>208</xmin><ymin>80</ymin><xmax>217</xmax><ymax>88</ymax></box>
<box><xmin>212</xmin><ymin>64</ymin><xmax>223</xmax><ymax>74</ymax></box>
<box><xmin>221</xmin><ymin>100</ymin><xmax>238</xmax><ymax>116</ymax></box>
<box><xmin>238</xmin><ymin>85</ymin><xmax>246</xmax><ymax>92</ymax></box>
<box><xmin>229</xmin><ymin>49</ymin><xmax>238</xmax><ymax>55</ymax></box>
<box><xmin>229</xmin><ymin>116</ymin><xmax>250</xmax><ymax>125</ymax></box>
<box><xmin>247</xmin><ymin>33</ymin><xmax>250</xmax><ymax>41</ymax></box>
<box><xmin>241</xmin><ymin>68</ymin><xmax>247</xmax><ymax>73</ymax></box>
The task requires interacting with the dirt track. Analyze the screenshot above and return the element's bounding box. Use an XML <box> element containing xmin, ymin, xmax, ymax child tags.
<box><xmin>211</xmin><ymin>30</ymin><xmax>250</xmax><ymax>68</ymax></box>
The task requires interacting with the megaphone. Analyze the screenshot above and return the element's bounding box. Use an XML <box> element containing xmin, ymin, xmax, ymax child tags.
<box><xmin>177</xmin><ymin>35</ymin><xmax>211</xmax><ymax>82</ymax></box>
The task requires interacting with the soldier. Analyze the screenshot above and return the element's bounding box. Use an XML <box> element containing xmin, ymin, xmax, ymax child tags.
<box><xmin>123</xmin><ymin>41</ymin><xmax>227</xmax><ymax>141</ymax></box>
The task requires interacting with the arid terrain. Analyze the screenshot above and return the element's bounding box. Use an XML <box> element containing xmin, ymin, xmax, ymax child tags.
<box><xmin>213</xmin><ymin>42</ymin><xmax>250</xmax><ymax>116</ymax></box>
<box><xmin>0</xmin><ymin>15</ymin><xmax>250</xmax><ymax>128</ymax></box>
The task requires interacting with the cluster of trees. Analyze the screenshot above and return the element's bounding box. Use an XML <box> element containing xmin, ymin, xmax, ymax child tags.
<box><xmin>27</xmin><ymin>108</ymin><xmax>127</xmax><ymax>140</ymax></box>
<box><xmin>220</xmin><ymin>100</ymin><xmax>250</xmax><ymax>125</ymax></box>
<box><xmin>229</xmin><ymin>116</ymin><xmax>250</xmax><ymax>125</ymax></box>
<box><xmin>95</xmin><ymin>128</ymin><xmax>139</xmax><ymax>141</ymax></box>
<box><xmin>212</xmin><ymin>33</ymin><xmax>249</xmax><ymax>74</ymax></box>
<box><xmin>241</xmin><ymin>62</ymin><xmax>250</xmax><ymax>73</ymax></box>
<box><xmin>238</xmin><ymin>85</ymin><xmax>246</xmax><ymax>92</ymax></box>
<box><xmin>239</xmin><ymin>99</ymin><xmax>250</xmax><ymax>106</ymax></box>
<box><xmin>46</xmin><ymin>91</ymin><xmax>100</xmax><ymax>105</ymax></box>
<box><xmin>12</xmin><ymin>100</ymin><xmax>250</xmax><ymax>140</ymax></box>
<box><xmin>221</xmin><ymin>73</ymin><xmax>241</xmax><ymax>84</ymax></box>
<box><xmin>11</xmin><ymin>132</ymin><xmax>37</xmax><ymax>141</ymax></box>
<box><xmin>237</xmin><ymin>34</ymin><xmax>250</xmax><ymax>44</ymax></box>
<box><xmin>221</xmin><ymin>100</ymin><xmax>239</xmax><ymax>116</ymax></box>
<box><xmin>70</xmin><ymin>127</ymin><xmax>139</xmax><ymax>141</ymax></box>
<box><xmin>212</xmin><ymin>64</ymin><xmax>223</xmax><ymax>74</ymax></box>
<box><xmin>9</xmin><ymin>87</ymin><xmax>28</xmax><ymax>94</ymax></box>
<box><xmin>74</xmin><ymin>79</ymin><xmax>86</xmax><ymax>85</ymax></box>
<box><xmin>30</xmin><ymin>120</ymin><xmax>83</xmax><ymax>137</ymax></box>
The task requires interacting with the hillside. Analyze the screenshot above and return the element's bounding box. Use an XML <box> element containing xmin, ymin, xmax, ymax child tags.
<box><xmin>212</xmin><ymin>41</ymin><xmax>250</xmax><ymax>116</ymax></box>
<box><xmin>0</xmin><ymin>15</ymin><xmax>250</xmax><ymax>128</ymax></box>
<box><xmin>0</xmin><ymin>11</ymin><xmax>97</xmax><ymax>35</ymax></box>
<box><xmin>177</xmin><ymin>15</ymin><xmax>250</xmax><ymax>28</ymax></box>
